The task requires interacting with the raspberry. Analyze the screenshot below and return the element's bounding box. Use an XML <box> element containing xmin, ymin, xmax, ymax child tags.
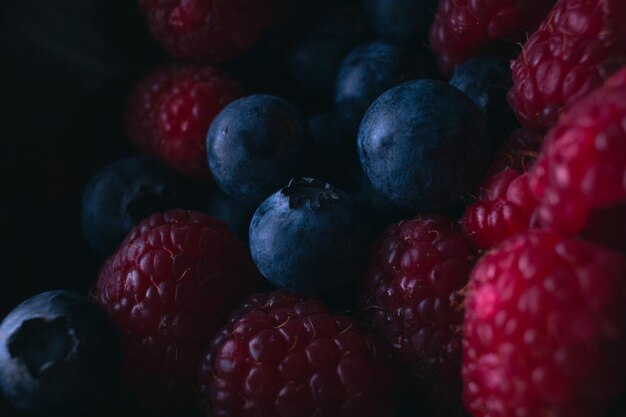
<box><xmin>359</xmin><ymin>214</ymin><xmax>472</xmax><ymax>415</ymax></box>
<box><xmin>198</xmin><ymin>291</ymin><xmax>397</xmax><ymax>417</ymax></box>
<box><xmin>508</xmin><ymin>0</ymin><xmax>626</xmax><ymax>130</ymax></box>
<box><xmin>126</xmin><ymin>65</ymin><xmax>244</xmax><ymax>179</ymax></box>
<box><xmin>139</xmin><ymin>0</ymin><xmax>291</xmax><ymax>62</ymax></box>
<box><xmin>463</xmin><ymin>231</ymin><xmax>626</xmax><ymax>417</ymax></box>
<box><xmin>429</xmin><ymin>0</ymin><xmax>554</xmax><ymax>76</ymax></box>
<box><xmin>95</xmin><ymin>210</ymin><xmax>260</xmax><ymax>411</ymax></box>
<box><xmin>461</xmin><ymin>129</ymin><xmax>543</xmax><ymax>250</ymax></box>
<box><xmin>528</xmin><ymin>67</ymin><xmax>626</xmax><ymax>251</ymax></box>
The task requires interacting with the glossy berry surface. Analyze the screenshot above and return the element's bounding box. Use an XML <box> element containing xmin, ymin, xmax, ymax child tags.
<box><xmin>430</xmin><ymin>0</ymin><xmax>555</xmax><ymax>75</ymax></box>
<box><xmin>529</xmin><ymin>67</ymin><xmax>626</xmax><ymax>251</ymax></box>
<box><xmin>0</xmin><ymin>291</ymin><xmax>120</xmax><ymax>416</ymax></box>
<box><xmin>207</xmin><ymin>95</ymin><xmax>312</xmax><ymax>207</ymax></box>
<box><xmin>464</xmin><ymin>231</ymin><xmax>626</xmax><ymax>417</ymax></box>
<box><xmin>95</xmin><ymin>210</ymin><xmax>260</xmax><ymax>411</ymax></box>
<box><xmin>198</xmin><ymin>291</ymin><xmax>397</xmax><ymax>417</ymax></box>
<box><xmin>508</xmin><ymin>0</ymin><xmax>626</xmax><ymax>130</ymax></box>
<box><xmin>138</xmin><ymin>0</ymin><xmax>293</xmax><ymax>62</ymax></box>
<box><xmin>126</xmin><ymin>65</ymin><xmax>244</xmax><ymax>179</ymax></box>
<box><xmin>360</xmin><ymin>214</ymin><xmax>472</xmax><ymax>415</ymax></box>
<box><xmin>358</xmin><ymin>79</ymin><xmax>490</xmax><ymax>213</ymax></box>
<box><xmin>249</xmin><ymin>178</ymin><xmax>367</xmax><ymax>295</ymax></box>
<box><xmin>335</xmin><ymin>41</ymin><xmax>437</xmax><ymax>133</ymax></box>
<box><xmin>364</xmin><ymin>0</ymin><xmax>437</xmax><ymax>45</ymax></box>
<box><xmin>461</xmin><ymin>129</ymin><xmax>543</xmax><ymax>250</ymax></box>
<box><xmin>81</xmin><ymin>156</ymin><xmax>189</xmax><ymax>257</ymax></box>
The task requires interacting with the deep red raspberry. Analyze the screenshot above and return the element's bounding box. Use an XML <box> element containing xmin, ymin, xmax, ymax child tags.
<box><xmin>95</xmin><ymin>210</ymin><xmax>260</xmax><ymax>412</ymax></box>
<box><xmin>359</xmin><ymin>214</ymin><xmax>472</xmax><ymax>415</ymax></box>
<box><xmin>198</xmin><ymin>291</ymin><xmax>397</xmax><ymax>417</ymax></box>
<box><xmin>429</xmin><ymin>0</ymin><xmax>554</xmax><ymax>76</ymax></box>
<box><xmin>508</xmin><ymin>0</ymin><xmax>626</xmax><ymax>130</ymax></box>
<box><xmin>528</xmin><ymin>67</ymin><xmax>626</xmax><ymax>251</ymax></box>
<box><xmin>126</xmin><ymin>65</ymin><xmax>244</xmax><ymax>179</ymax></box>
<box><xmin>463</xmin><ymin>231</ymin><xmax>626</xmax><ymax>417</ymax></box>
<box><xmin>462</xmin><ymin>129</ymin><xmax>543</xmax><ymax>250</ymax></box>
<box><xmin>139</xmin><ymin>0</ymin><xmax>293</xmax><ymax>62</ymax></box>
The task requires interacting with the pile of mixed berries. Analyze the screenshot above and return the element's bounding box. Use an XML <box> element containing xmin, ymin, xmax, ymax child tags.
<box><xmin>2</xmin><ymin>0</ymin><xmax>626</xmax><ymax>416</ymax></box>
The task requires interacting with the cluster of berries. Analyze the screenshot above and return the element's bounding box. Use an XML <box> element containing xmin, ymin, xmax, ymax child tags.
<box><xmin>1</xmin><ymin>1</ymin><xmax>626</xmax><ymax>417</ymax></box>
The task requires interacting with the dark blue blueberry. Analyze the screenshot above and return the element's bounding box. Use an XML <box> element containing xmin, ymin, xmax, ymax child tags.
<box><xmin>249</xmin><ymin>178</ymin><xmax>368</xmax><ymax>294</ymax></box>
<box><xmin>207</xmin><ymin>95</ymin><xmax>312</xmax><ymax>207</ymax></box>
<box><xmin>364</xmin><ymin>0</ymin><xmax>437</xmax><ymax>45</ymax></box>
<box><xmin>0</xmin><ymin>291</ymin><xmax>120</xmax><ymax>416</ymax></box>
<box><xmin>358</xmin><ymin>79</ymin><xmax>490</xmax><ymax>213</ymax></box>
<box><xmin>288</xmin><ymin>2</ymin><xmax>369</xmax><ymax>104</ymax></box>
<box><xmin>449</xmin><ymin>55</ymin><xmax>519</xmax><ymax>149</ymax></box>
<box><xmin>335</xmin><ymin>40</ymin><xmax>438</xmax><ymax>133</ymax></box>
<box><xmin>206</xmin><ymin>190</ymin><xmax>255</xmax><ymax>243</ymax></box>
<box><xmin>308</xmin><ymin>112</ymin><xmax>359</xmax><ymax>182</ymax></box>
<box><xmin>81</xmin><ymin>156</ymin><xmax>189</xmax><ymax>257</ymax></box>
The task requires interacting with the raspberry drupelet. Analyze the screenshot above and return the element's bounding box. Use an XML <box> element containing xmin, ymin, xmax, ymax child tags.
<box><xmin>126</xmin><ymin>65</ymin><xmax>244</xmax><ymax>179</ymax></box>
<box><xmin>95</xmin><ymin>210</ymin><xmax>260</xmax><ymax>411</ymax></box>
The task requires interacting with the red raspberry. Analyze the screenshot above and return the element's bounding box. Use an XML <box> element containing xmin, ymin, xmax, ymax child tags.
<box><xmin>528</xmin><ymin>67</ymin><xmax>626</xmax><ymax>251</ymax></box>
<box><xmin>462</xmin><ymin>129</ymin><xmax>543</xmax><ymax>250</ymax></box>
<box><xmin>126</xmin><ymin>65</ymin><xmax>244</xmax><ymax>179</ymax></box>
<box><xmin>359</xmin><ymin>214</ymin><xmax>472</xmax><ymax>415</ymax></box>
<box><xmin>198</xmin><ymin>291</ymin><xmax>397</xmax><ymax>417</ymax></box>
<box><xmin>95</xmin><ymin>210</ymin><xmax>260</xmax><ymax>411</ymax></box>
<box><xmin>463</xmin><ymin>231</ymin><xmax>626</xmax><ymax>417</ymax></box>
<box><xmin>508</xmin><ymin>0</ymin><xmax>626</xmax><ymax>130</ymax></box>
<box><xmin>429</xmin><ymin>0</ymin><xmax>554</xmax><ymax>76</ymax></box>
<box><xmin>139</xmin><ymin>0</ymin><xmax>292</xmax><ymax>62</ymax></box>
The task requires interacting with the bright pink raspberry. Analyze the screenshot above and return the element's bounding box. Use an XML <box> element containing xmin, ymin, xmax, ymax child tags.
<box><xmin>508</xmin><ymin>0</ymin><xmax>626</xmax><ymax>130</ymax></box>
<box><xmin>96</xmin><ymin>210</ymin><xmax>260</xmax><ymax>412</ymax></box>
<box><xmin>429</xmin><ymin>0</ymin><xmax>555</xmax><ymax>76</ymax></box>
<box><xmin>359</xmin><ymin>214</ymin><xmax>472</xmax><ymax>415</ymax></box>
<box><xmin>464</xmin><ymin>231</ymin><xmax>626</xmax><ymax>417</ymax></box>
<box><xmin>529</xmin><ymin>67</ymin><xmax>626</xmax><ymax>251</ymax></box>
<box><xmin>462</xmin><ymin>129</ymin><xmax>544</xmax><ymax>250</ymax></box>
<box><xmin>198</xmin><ymin>291</ymin><xmax>398</xmax><ymax>417</ymax></box>
<box><xmin>126</xmin><ymin>65</ymin><xmax>244</xmax><ymax>179</ymax></box>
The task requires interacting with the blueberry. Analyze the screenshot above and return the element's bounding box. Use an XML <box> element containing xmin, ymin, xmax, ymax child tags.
<box><xmin>449</xmin><ymin>56</ymin><xmax>519</xmax><ymax>148</ymax></box>
<box><xmin>358</xmin><ymin>79</ymin><xmax>490</xmax><ymax>213</ymax></box>
<box><xmin>0</xmin><ymin>291</ymin><xmax>120</xmax><ymax>416</ymax></box>
<box><xmin>207</xmin><ymin>95</ymin><xmax>312</xmax><ymax>207</ymax></box>
<box><xmin>81</xmin><ymin>156</ymin><xmax>189</xmax><ymax>257</ymax></box>
<box><xmin>288</xmin><ymin>2</ymin><xmax>369</xmax><ymax>103</ymax></box>
<box><xmin>335</xmin><ymin>40</ymin><xmax>438</xmax><ymax>133</ymax></box>
<box><xmin>364</xmin><ymin>0</ymin><xmax>437</xmax><ymax>45</ymax></box>
<box><xmin>206</xmin><ymin>190</ymin><xmax>255</xmax><ymax>243</ymax></box>
<box><xmin>249</xmin><ymin>178</ymin><xmax>367</xmax><ymax>294</ymax></box>
<box><xmin>308</xmin><ymin>112</ymin><xmax>358</xmax><ymax>181</ymax></box>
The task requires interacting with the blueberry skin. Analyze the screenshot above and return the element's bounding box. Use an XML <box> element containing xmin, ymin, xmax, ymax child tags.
<box><xmin>207</xmin><ymin>95</ymin><xmax>312</xmax><ymax>207</ymax></box>
<box><xmin>358</xmin><ymin>79</ymin><xmax>490</xmax><ymax>212</ymax></box>
<box><xmin>0</xmin><ymin>291</ymin><xmax>121</xmax><ymax>416</ymax></box>
<box><xmin>249</xmin><ymin>178</ymin><xmax>367</xmax><ymax>294</ymax></box>
<box><xmin>364</xmin><ymin>0</ymin><xmax>437</xmax><ymax>45</ymax></box>
<box><xmin>81</xmin><ymin>156</ymin><xmax>188</xmax><ymax>257</ymax></box>
<box><xmin>449</xmin><ymin>56</ymin><xmax>519</xmax><ymax>148</ymax></box>
<box><xmin>335</xmin><ymin>40</ymin><xmax>438</xmax><ymax>133</ymax></box>
<box><xmin>289</xmin><ymin>2</ymin><xmax>369</xmax><ymax>101</ymax></box>
<box><xmin>206</xmin><ymin>190</ymin><xmax>255</xmax><ymax>243</ymax></box>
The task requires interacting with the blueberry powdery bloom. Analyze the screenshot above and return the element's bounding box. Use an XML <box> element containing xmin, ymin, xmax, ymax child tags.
<box><xmin>207</xmin><ymin>94</ymin><xmax>312</xmax><ymax>207</ymax></box>
<box><xmin>249</xmin><ymin>178</ymin><xmax>368</xmax><ymax>295</ymax></box>
<box><xmin>358</xmin><ymin>79</ymin><xmax>490</xmax><ymax>213</ymax></box>
<box><xmin>0</xmin><ymin>291</ymin><xmax>121</xmax><ymax>416</ymax></box>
